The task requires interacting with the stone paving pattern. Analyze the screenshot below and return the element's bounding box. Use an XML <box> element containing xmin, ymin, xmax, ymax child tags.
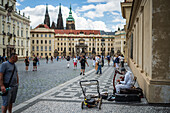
<box><xmin>0</xmin><ymin>59</ymin><xmax>94</xmax><ymax>106</ymax></box>
<box><xmin>11</xmin><ymin>61</ymin><xmax>170</xmax><ymax>113</ymax></box>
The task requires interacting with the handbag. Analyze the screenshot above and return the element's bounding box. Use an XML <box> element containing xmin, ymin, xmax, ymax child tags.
<box><xmin>0</xmin><ymin>64</ymin><xmax>15</xmax><ymax>96</ymax></box>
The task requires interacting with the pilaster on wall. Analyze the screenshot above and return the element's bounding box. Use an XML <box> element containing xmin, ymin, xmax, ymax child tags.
<box><xmin>129</xmin><ymin>58</ymin><xmax>170</xmax><ymax>103</ymax></box>
<box><xmin>151</xmin><ymin>0</ymin><xmax>170</xmax><ymax>80</ymax></box>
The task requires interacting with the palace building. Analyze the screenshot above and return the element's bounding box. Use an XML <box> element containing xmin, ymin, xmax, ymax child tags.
<box><xmin>121</xmin><ymin>0</ymin><xmax>170</xmax><ymax>103</ymax></box>
<box><xmin>0</xmin><ymin>0</ymin><xmax>30</xmax><ymax>58</ymax></box>
<box><xmin>30</xmin><ymin>4</ymin><xmax>126</xmax><ymax>58</ymax></box>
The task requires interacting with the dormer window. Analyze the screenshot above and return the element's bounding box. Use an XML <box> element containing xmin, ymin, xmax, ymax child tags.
<box><xmin>80</xmin><ymin>32</ymin><xmax>84</xmax><ymax>34</ymax></box>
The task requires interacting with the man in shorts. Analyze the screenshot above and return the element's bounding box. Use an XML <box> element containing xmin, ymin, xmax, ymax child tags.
<box><xmin>0</xmin><ymin>53</ymin><xmax>19</xmax><ymax>113</ymax></box>
<box><xmin>80</xmin><ymin>55</ymin><xmax>89</xmax><ymax>75</ymax></box>
<box><xmin>73</xmin><ymin>56</ymin><xmax>78</xmax><ymax>70</ymax></box>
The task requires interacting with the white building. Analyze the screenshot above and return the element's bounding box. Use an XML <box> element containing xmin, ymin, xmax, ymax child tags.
<box><xmin>0</xmin><ymin>0</ymin><xmax>30</xmax><ymax>58</ymax></box>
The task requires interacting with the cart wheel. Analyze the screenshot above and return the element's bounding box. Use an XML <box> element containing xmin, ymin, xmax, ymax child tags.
<box><xmin>99</xmin><ymin>98</ymin><xmax>102</xmax><ymax>110</ymax></box>
<box><xmin>81</xmin><ymin>101</ymin><xmax>84</xmax><ymax>109</ymax></box>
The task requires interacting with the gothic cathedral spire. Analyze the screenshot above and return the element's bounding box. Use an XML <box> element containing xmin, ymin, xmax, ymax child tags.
<box><xmin>57</xmin><ymin>3</ymin><xmax>64</xmax><ymax>29</ymax></box>
<box><xmin>44</xmin><ymin>4</ymin><xmax>50</xmax><ymax>28</ymax></box>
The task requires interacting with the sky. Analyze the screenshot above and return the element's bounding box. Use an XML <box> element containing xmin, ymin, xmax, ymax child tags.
<box><xmin>16</xmin><ymin>0</ymin><xmax>126</xmax><ymax>32</ymax></box>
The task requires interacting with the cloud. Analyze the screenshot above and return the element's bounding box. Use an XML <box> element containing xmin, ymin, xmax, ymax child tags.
<box><xmin>112</xmin><ymin>17</ymin><xmax>125</xmax><ymax>23</ymax></box>
<box><xmin>87</xmin><ymin>0</ymin><xmax>114</xmax><ymax>3</ymax></box>
<box><xmin>20</xmin><ymin>0</ymin><xmax>24</xmax><ymax>2</ymax></box>
<box><xmin>20</xmin><ymin>5</ymin><xmax>110</xmax><ymax>31</ymax></box>
<box><xmin>77</xmin><ymin>0</ymin><xmax>124</xmax><ymax>19</ymax></box>
<box><xmin>16</xmin><ymin>2</ymin><xmax>21</xmax><ymax>6</ymax></box>
<box><xmin>112</xmin><ymin>23</ymin><xmax>125</xmax><ymax>31</ymax></box>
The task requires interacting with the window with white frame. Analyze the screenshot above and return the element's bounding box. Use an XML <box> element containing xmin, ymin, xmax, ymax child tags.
<box><xmin>37</xmin><ymin>46</ymin><xmax>39</xmax><ymax>51</ymax></box>
<box><xmin>8</xmin><ymin>25</ymin><xmax>10</xmax><ymax>34</ymax></box>
<box><xmin>49</xmin><ymin>46</ymin><xmax>51</xmax><ymax>51</ymax></box>
<box><xmin>32</xmin><ymin>46</ymin><xmax>34</xmax><ymax>51</ymax></box>
<box><xmin>21</xmin><ymin>40</ymin><xmax>23</xmax><ymax>46</ymax></box>
<box><xmin>45</xmin><ymin>46</ymin><xmax>47</xmax><ymax>51</ymax></box>
<box><xmin>41</xmin><ymin>46</ymin><xmax>43</xmax><ymax>51</ymax></box>
<box><xmin>21</xmin><ymin>30</ymin><xmax>23</xmax><ymax>37</ymax></box>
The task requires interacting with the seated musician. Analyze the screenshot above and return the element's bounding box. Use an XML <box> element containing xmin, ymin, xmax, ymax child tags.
<box><xmin>115</xmin><ymin>68</ymin><xmax>134</xmax><ymax>93</ymax></box>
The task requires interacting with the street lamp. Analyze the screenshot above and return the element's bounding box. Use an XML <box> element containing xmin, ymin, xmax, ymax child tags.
<box><xmin>101</xmin><ymin>38</ymin><xmax>105</xmax><ymax>67</ymax></box>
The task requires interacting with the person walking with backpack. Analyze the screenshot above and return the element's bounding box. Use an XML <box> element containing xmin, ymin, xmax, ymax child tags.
<box><xmin>33</xmin><ymin>55</ymin><xmax>38</xmax><ymax>71</ymax></box>
<box><xmin>0</xmin><ymin>53</ymin><xmax>19</xmax><ymax>113</ymax></box>
<box><xmin>115</xmin><ymin>55</ymin><xmax>120</xmax><ymax>70</ymax></box>
<box><xmin>80</xmin><ymin>55</ymin><xmax>89</xmax><ymax>75</ymax></box>
<box><xmin>96</xmin><ymin>55</ymin><xmax>102</xmax><ymax>75</ymax></box>
<box><xmin>107</xmin><ymin>54</ymin><xmax>111</xmax><ymax>66</ymax></box>
<box><xmin>120</xmin><ymin>54</ymin><xmax>124</xmax><ymax>68</ymax></box>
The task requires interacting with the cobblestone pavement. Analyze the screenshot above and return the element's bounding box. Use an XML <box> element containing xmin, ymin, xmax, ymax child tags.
<box><xmin>0</xmin><ymin>59</ymin><xmax>94</xmax><ymax>107</ymax></box>
<box><xmin>12</xmin><ymin>64</ymin><xmax>170</xmax><ymax>113</ymax></box>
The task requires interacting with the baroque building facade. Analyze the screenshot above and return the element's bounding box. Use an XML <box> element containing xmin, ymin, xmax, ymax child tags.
<box><xmin>121</xmin><ymin>0</ymin><xmax>170</xmax><ymax>103</ymax></box>
<box><xmin>0</xmin><ymin>0</ymin><xmax>31</xmax><ymax>58</ymax></box>
<box><xmin>30</xmin><ymin>4</ymin><xmax>126</xmax><ymax>58</ymax></box>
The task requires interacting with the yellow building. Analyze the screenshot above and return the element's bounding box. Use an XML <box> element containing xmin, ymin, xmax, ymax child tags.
<box><xmin>0</xmin><ymin>0</ymin><xmax>30</xmax><ymax>58</ymax></box>
<box><xmin>31</xmin><ymin>25</ymin><xmax>119</xmax><ymax>58</ymax></box>
<box><xmin>121</xmin><ymin>0</ymin><xmax>170</xmax><ymax>103</ymax></box>
<box><xmin>30</xmin><ymin>4</ymin><xmax>126</xmax><ymax>58</ymax></box>
<box><xmin>114</xmin><ymin>28</ymin><xmax>126</xmax><ymax>55</ymax></box>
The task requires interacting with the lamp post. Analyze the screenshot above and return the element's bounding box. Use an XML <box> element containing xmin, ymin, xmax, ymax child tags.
<box><xmin>101</xmin><ymin>38</ymin><xmax>105</xmax><ymax>67</ymax></box>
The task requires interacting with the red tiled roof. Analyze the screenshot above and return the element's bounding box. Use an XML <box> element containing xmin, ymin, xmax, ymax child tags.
<box><xmin>55</xmin><ymin>30</ymin><xmax>101</xmax><ymax>35</ymax></box>
<box><xmin>35</xmin><ymin>24</ymin><xmax>50</xmax><ymax>29</ymax></box>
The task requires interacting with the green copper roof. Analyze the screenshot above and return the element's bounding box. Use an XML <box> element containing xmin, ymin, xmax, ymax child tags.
<box><xmin>66</xmin><ymin>4</ymin><xmax>75</xmax><ymax>21</ymax></box>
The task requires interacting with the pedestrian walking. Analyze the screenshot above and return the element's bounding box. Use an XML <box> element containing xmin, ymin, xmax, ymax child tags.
<box><xmin>92</xmin><ymin>56</ymin><xmax>96</xmax><ymax>67</ymax></box>
<box><xmin>66</xmin><ymin>56</ymin><xmax>70</xmax><ymax>68</ymax></box>
<box><xmin>0</xmin><ymin>55</ymin><xmax>2</xmax><ymax>64</ymax></box>
<box><xmin>113</xmin><ymin>55</ymin><xmax>116</xmax><ymax>67</ymax></box>
<box><xmin>33</xmin><ymin>56</ymin><xmax>38</xmax><ymax>71</ymax></box>
<box><xmin>80</xmin><ymin>55</ymin><xmax>89</xmax><ymax>75</ymax></box>
<box><xmin>107</xmin><ymin>54</ymin><xmax>111</xmax><ymax>66</ymax></box>
<box><xmin>96</xmin><ymin>55</ymin><xmax>102</xmax><ymax>75</ymax></box>
<box><xmin>2</xmin><ymin>56</ymin><xmax>5</xmax><ymax>63</ymax></box>
<box><xmin>73</xmin><ymin>56</ymin><xmax>78</xmax><ymax>69</ymax></box>
<box><xmin>56</xmin><ymin>56</ymin><xmax>59</xmax><ymax>61</ymax></box>
<box><xmin>95</xmin><ymin>55</ymin><xmax>99</xmax><ymax>71</ymax></box>
<box><xmin>120</xmin><ymin>54</ymin><xmax>124</xmax><ymax>68</ymax></box>
<box><xmin>24</xmin><ymin>56</ymin><xmax>29</xmax><ymax>71</ymax></box>
<box><xmin>59</xmin><ymin>56</ymin><xmax>61</xmax><ymax>61</ymax></box>
<box><xmin>51</xmin><ymin>56</ymin><xmax>53</xmax><ymax>63</ymax></box>
<box><xmin>115</xmin><ymin>55</ymin><xmax>120</xmax><ymax>70</ymax></box>
<box><xmin>4</xmin><ymin>56</ymin><xmax>7</xmax><ymax>61</ymax></box>
<box><xmin>46</xmin><ymin>55</ymin><xmax>48</xmax><ymax>64</ymax></box>
<box><xmin>0</xmin><ymin>53</ymin><xmax>19</xmax><ymax>113</ymax></box>
<box><xmin>37</xmin><ymin>56</ymin><xmax>40</xmax><ymax>65</ymax></box>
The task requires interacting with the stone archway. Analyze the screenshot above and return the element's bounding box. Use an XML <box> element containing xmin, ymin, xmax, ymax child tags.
<box><xmin>75</xmin><ymin>38</ymin><xmax>88</xmax><ymax>56</ymax></box>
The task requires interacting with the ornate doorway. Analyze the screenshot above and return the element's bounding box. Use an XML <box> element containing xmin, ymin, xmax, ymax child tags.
<box><xmin>75</xmin><ymin>38</ymin><xmax>88</xmax><ymax>56</ymax></box>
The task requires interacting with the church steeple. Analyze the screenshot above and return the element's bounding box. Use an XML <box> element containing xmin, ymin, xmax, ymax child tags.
<box><xmin>66</xmin><ymin>4</ymin><xmax>75</xmax><ymax>30</ymax></box>
<box><xmin>57</xmin><ymin>3</ymin><xmax>64</xmax><ymax>29</ymax></box>
<box><xmin>44</xmin><ymin>4</ymin><xmax>50</xmax><ymax>28</ymax></box>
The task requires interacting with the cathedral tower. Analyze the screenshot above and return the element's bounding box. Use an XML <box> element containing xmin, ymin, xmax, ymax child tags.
<box><xmin>57</xmin><ymin>3</ymin><xmax>64</xmax><ymax>29</ymax></box>
<box><xmin>44</xmin><ymin>4</ymin><xmax>50</xmax><ymax>28</ymax></box>
<box><xmin>66</xmin><ymin>4</ymin><xmax>75</xmax><ymax>30</ymax></box>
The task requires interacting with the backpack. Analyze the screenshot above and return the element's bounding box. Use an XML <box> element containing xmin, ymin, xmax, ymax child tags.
<box><xmin>115</xmin><ymin>57</ymin><xmax>119</xmax><ymax>63</ymax></box>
